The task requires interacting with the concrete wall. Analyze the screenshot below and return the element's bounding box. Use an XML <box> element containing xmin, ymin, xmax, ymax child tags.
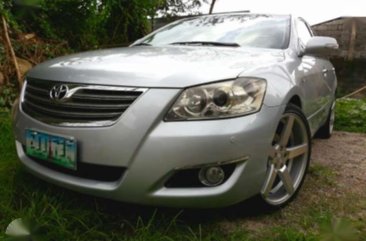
<box><xmin>332</xmin><ymin>59</ymin><xmax>366</xmax><ymax>97</ymax></box>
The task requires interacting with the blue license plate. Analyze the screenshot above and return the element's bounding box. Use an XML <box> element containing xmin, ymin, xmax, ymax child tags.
<box><xmin>25</xmin><ymin>129</ymin><xmax>77</xmax><ymax>170</ymax></box>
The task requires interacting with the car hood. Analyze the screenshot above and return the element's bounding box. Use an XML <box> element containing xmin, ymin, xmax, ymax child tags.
<box><xmin>27</xmin><ymin>46</ymin><xmax>285</xmax><ymax>88</ymax></box>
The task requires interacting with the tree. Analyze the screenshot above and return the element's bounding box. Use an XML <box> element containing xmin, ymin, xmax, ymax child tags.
<box><xmin>158</xmin><ymin>0</ymin><xmax>207</xmax><ymax>16</ymax></box>
<box><xmin>1</xmin><ymin>0</ymin><xmax>22</xmax><ymax>88</ymax></box>
<box><xmin>1</xmin><ymin>0</ymin><xmax>210</xmax><ymax>50</ymax></box>
<box><xmin>1</xmin><ymin>15</ymin><xmax>22</xmax><ymax>87</ymax></box>
<box><xmin>209</xmin><ymin>0</ymin><xmax>216</xmax><ymax>14</ymax></box>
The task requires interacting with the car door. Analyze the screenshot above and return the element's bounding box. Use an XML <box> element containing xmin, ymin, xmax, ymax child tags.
<box><xmin>295</xmin><ymin>18</ymin><xmax>332</xmax><ymax>134</ymax></box>
<box><xmin>318</xmin><ymin>58</ymin><xmax>337</xmax><ymax>103</ymax></box>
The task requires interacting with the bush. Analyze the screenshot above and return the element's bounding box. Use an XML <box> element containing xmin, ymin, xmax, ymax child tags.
<box><xmin>1</xmin><ymin>0</ymin><xmax>163</xmax><ymax>51</ymax></box>
<box><xmin>335</xmin><ymin>98</ymin><xmax>366</xmax><ymax>133</ymax></box>
<box><xmin>0</xmin><ymin>84</ymin><xmax>17</xmax><ymax>111</ymax></box>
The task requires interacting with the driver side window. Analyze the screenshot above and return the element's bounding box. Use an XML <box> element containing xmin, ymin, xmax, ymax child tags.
<box><xmin>297</xmin><ymin>19</ymin><xmax>313</xmax><ymax>48</ymax></box>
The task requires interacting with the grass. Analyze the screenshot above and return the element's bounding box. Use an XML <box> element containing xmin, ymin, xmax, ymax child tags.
<box><xmin>1</xmin><ymin>99</ymin><xmax>366</xmax><ymax>241</ymax></box>
<box><xmin>335</xmin><ymin>98</ymin><xmax>366</xmax><ymax>133</ymax></box>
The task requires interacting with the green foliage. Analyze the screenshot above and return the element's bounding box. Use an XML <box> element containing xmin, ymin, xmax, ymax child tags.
<box><xmin>320</xmin><ymin>218</ymin><xmax>360</xmax><ymax>241</ymax></box>
<box><xmin>0</xmin><ymin>1</ymin><xmax>21</xmax><ymax>32</ymax></box>
<box><xmin>8</xmin><ymin>0</ymin><xmax>109</xmax><ymax>49</ymax></box>
<box><xmin>0</xmin><ymin>85</ymin><xmax>17</xmax><ymax>111</ymax></box>
<box><xmin>1</xmin><ymin>0</ymin><xmax>208</xmax><ymax>51</ymax></box>
<box><xmin>308</xmin><ymin>164</ymin><xmax>336</xmax><ymax>186</ymax></box>
<box><xmin>103</xmin><ymin>0</ymin><xmax>158</xmax><ymax>46</ymax></box>
<box><xmin>269</xmin><ymin>227</ymin><xmax>317</xmax><ymax>241</ymax></box>
<box><xmin>158</xmin><ymin>0</ymin><xmax>208</xmax><ymax>16</ymax></box>
<box><xmin>335</xmin><ymin>98</ymin><xmax>366</xmax><ymax>133</ymax></box>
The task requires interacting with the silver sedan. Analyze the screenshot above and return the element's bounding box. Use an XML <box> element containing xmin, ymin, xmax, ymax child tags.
<box><xmin>12</xmin><ymin>13</ymin><xmax>338</xmax><ymax>208</ymax></box>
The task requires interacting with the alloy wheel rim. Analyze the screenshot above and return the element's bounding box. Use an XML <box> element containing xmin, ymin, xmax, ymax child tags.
<box><xmin>261</xmin><ymin>113</ymin><xmax>309</xmax><ymax>206</ymax></box>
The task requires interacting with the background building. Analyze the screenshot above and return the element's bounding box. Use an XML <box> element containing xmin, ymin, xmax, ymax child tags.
<box><xmin>312</xmin><ymin>17</ymin><xmax>366</xmax><ymax>60</ymax></box>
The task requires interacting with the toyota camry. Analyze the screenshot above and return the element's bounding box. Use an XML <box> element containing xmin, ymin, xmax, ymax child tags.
<box><xmin>12</xmin><ymin>13</ymin><xmax>338</xmax><ymax>208</ymax></box>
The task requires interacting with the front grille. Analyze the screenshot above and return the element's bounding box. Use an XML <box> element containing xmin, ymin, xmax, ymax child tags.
<box><xmin>22</xmin><ymin>78</ymin><xmax>146</xmax><ymax>126</ymax></box>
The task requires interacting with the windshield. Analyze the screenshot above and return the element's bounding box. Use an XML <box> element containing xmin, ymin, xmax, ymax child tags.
<box><xmin>139</xmin><ymin>14</ymin><xmax>291</xmax><ymax>49</ymax></box>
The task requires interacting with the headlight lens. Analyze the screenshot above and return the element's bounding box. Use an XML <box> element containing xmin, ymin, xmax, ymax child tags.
<box><xmin>165</xmin><ymin>77</ymin><xmax>266</xmax><ymax>121</ymax></box>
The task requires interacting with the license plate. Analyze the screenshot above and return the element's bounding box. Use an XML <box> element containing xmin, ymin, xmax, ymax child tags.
<box><xmin>25</xmin><ymin>129</ymin><xmax>77</xmax><ymax>170</ymax></box>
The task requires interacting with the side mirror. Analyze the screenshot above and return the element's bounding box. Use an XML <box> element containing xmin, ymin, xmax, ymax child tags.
<box><xmin>303</xmin><ymin>36</ymin><xmax>339</xmax><ymax>56</ymax></box>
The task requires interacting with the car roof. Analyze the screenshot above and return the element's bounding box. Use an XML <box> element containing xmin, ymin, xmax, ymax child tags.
<box><xmin>179</xmin><ymin>12</ymin><xmax>292</xmax><ymax>23</ymax></box>
<box><xmin>192</xmin><ymin>12</ymin><xmax>291</xmax><ymax>18</ymax></box>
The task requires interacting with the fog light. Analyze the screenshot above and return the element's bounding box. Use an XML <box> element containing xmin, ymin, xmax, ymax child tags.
<box><xmin>199</xmin><ymin>166</ymin><xmax>225</xmax><ymax>187</ymax></box>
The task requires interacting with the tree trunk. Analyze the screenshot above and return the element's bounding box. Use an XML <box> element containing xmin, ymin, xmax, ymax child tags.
<box><xmin>209</xmin><ymin>0</ymin><xmax>217</xmax><ymax>14</ymax></box>
<box><xmin>1</xmin><ymin>15</ymin><xmax>22</xmax><ymax>90</ymax></box>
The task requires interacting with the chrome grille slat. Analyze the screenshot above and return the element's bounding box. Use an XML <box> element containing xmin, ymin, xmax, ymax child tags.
<box><xmin>22</xmin><ymin>78</ymin><xmax>147</xmax><ymax>126</ymax></box>
<box><xmin>23</xmin><ymin>101</ymin><xmax>121</xmax><ymax>119</ymax></box>
<box><xmin>72</xmin><ymin>92</ymin><xmax>138</xmax><ymax>102</ymax></box>
<box><xmin>26</xmin><ymin>84</ymin><xmax>50</xmax><ymax>95</ymax></box>
<box><xmin>25</xmin><ymin>92</ymin><xmax>130</xmax><ymax>110</ymax></box>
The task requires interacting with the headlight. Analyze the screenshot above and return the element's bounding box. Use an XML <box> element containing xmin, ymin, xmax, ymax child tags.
<box><xmin>165</xmin><ymin>77</ymin><xmax>266</xmax><ymax>121</ymax></box>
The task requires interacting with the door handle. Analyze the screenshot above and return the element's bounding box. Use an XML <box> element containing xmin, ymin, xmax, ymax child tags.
<box><xmin>322</xmin><ymin>69</ymin><xmax>329</xmax><ymax>77</ymax></box>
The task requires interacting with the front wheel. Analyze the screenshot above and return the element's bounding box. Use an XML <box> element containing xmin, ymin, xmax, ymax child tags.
<box><xmin>260</xmin><ymin>104</ymin><xmax>311</xmax><ymax>208</ymax></box>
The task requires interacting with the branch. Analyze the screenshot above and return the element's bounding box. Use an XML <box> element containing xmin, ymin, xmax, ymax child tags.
<box><xmin>341</xmin><ymin>85</ymin><xmax>366</xmax><ymax>99</ymax></box>
<box><xmin>209</xmin><ymin>0</ymin><xmax>216</xmax><ymax>14</ymax></box>
<box><xmin>1</xmin><ymin>14</ymin><xmax>23</xmax><ymax>90</ymax></box>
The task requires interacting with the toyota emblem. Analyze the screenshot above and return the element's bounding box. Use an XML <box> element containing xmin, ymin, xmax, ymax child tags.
<box><xmin>50</xmin><ymin>84</ymin><xmax>69</xmax><ymax>102</ymax></box>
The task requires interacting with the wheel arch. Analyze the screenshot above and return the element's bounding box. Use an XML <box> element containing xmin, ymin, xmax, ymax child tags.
<box><xmin>249</xmin><ymin>65</ymin><xmax>305</xmax><ymax>109</ymax></box>
<box><xmin>288</xmin><ymin>95</ymin><xmax>302</xmax><ymax>109</ymax></box>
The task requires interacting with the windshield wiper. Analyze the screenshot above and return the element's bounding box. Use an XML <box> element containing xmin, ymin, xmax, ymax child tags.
<box><xmin>169</xmin><ymin>41</ymin><xmax>240</xmax><ymax>47</ymax></box>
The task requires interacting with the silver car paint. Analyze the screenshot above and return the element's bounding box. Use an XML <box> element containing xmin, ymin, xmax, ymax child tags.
<box><xmin>13</xmin><ymin>14</ymin><xmax>337</xmax><ymax>207</ymax></box>
<box><xmin>14</xmin><ymin>104</ymin><xmax>284</xmax><ymax>207</ymax></box>
<box><xmin>27</xmin><ymin>46</ymin><xmax>285</xmax><ymax>88</ymax></box>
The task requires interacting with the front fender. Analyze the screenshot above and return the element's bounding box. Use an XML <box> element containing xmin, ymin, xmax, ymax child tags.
<box><xmin>239</xmin><ymin>64</ymin><xmax>303</xmax><ymax>108</ymax></box>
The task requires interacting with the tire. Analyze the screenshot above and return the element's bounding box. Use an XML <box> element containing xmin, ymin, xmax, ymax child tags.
<box><xmin>316</xmin><ymin>100</ymin><xmax>336</xmax><ymax>139</ymax></box>
<box><xmin>259</xmin><ymin>104</ymin><xmax>311</xmax><ymax>209</ymax></box>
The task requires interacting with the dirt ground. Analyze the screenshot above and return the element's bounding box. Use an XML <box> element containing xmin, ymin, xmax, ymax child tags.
<box><xmin>312</xmin><ymin>131</ymin><xmax>366</xmax><ymax>195</ymax></box>
<box><xmin>217</xmin><ymin>131</ymin><xmax>366</xmax><ymax>237</ymax></box>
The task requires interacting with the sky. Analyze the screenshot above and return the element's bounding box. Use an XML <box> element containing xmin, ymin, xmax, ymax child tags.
<box><xmin>199</xmin><ymin>0</ymin><xmax>366</xmax><ymax>25</ymax></box>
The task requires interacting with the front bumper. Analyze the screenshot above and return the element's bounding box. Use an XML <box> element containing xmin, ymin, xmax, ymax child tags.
<box><xmin>13</xmin><ymin>88</ymin><xmax>284</xmax><ymax>208</ymax></box>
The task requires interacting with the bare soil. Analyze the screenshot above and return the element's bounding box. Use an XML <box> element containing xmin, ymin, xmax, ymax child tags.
<box><xmin>312</xmin><ymin>131</ymin><xmax>366</xmax><ymax>194</ymax></box>
<box><xmin>217</xmin><ymin>131</ymin><xmax>366</xmax><ymax>236</ymax></box>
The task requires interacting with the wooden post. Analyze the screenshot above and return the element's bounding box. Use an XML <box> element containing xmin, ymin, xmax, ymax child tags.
<box><xmin>348</xmin><ymin>18</ymin><xmax>357</xmax><ymax>61</ymax></box>
<box><xmin>1</xmin><ymin>15</ymin><xmax>22</xmax><ymax>89</ymax></box>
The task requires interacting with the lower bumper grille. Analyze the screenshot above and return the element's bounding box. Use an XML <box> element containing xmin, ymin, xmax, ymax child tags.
<box><xmin>26</xmin><ymin>153</ymin><xmax>126</xmax><ymax>182</ymax></box>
